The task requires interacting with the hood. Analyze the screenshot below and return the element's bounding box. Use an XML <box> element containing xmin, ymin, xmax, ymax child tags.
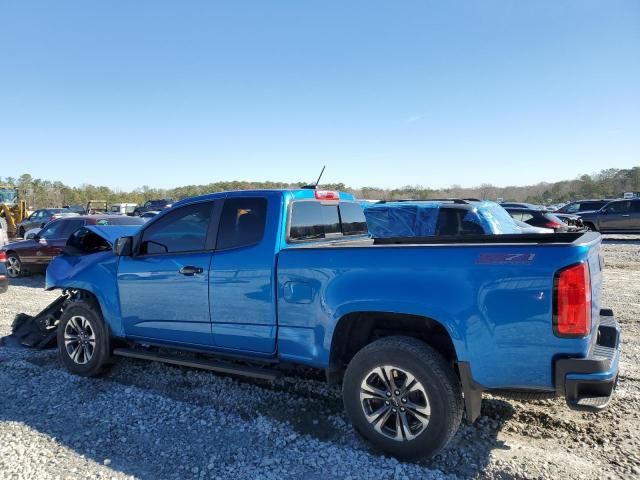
<box><xmin>1</xmin><ymin>239</ymin><xmax>37</xmax><ymax>250</ymax></box>
<box><xmin>84</xmin><ymin>225</ymin><xmax>141</xmax><ymax>246</ymax></box>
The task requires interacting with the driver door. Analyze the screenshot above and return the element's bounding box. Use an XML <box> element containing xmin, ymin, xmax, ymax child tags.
<box><xmin>118</xmin><ymin>200</ymin><xmax>221</xmax><ymax>346</ymax></box>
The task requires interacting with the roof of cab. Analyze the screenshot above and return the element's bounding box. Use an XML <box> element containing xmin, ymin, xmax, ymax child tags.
<box><xmin>171</xmin><ymin>189</ymin><xmax>356</xmax><ymax>208</ymax></box>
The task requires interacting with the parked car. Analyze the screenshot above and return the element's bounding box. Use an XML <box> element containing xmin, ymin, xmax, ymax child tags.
<box><xmin>578</xmin><ymin>198</ymin><xmax>640</xmax><ymax>232</ymax></box>
<box><xmin>513</xmin><ymin>220</ymin><xmax>553</xmax><ymax>234</ymax></box>
<box><xmin>555</xmin><ymin>199</ymin><xmax>615</xmax><ymax>214</ymax></box>
<box><xmin>0</xmin><ymin>251</ymin><xmax>8</xmax><ymax>293</ymax></box>
<box><xmin>108</xmin><ymin>203</ymin><xmax>138</xmax><ymax>215</ymax></box>
<box><xmin>140</xmin><ymin>210</ymin><xmax>161</xmax><ymax>221</ymax></box>
<box><xmin>364</xmin><ymin>200</ymin><xmax>521</xmax><ymax>237</ymax></box>
<box><xmin>549</xmin><ymin>213</ymin><xmax>584</xmax><ymax>231</ymax></box>
<box><xmin>2</xmin><ymin>215</ymin><xmax>145</xmax><ymax>277</ymax></box>
<box><xmin>63</xmin><ymin>204</ymin><xmax>87</xmax><ymax>215</ymax></box>
<box><xmin>16</xmin><ymin>208</ymin><xmax>78</xmax><ymax>238</ymax></box>
<box><xmin>499</xmin><ymin>202</ymin><xmax>543</xmax><ymax>210</ymax></box>
<box><xmin>504</xmin><ymin>207</ymin><xmax>568</xmax><ymax>232</ymax></box>
<box><xmin>43</xmin><ymin>188</ymin><xmax>619</xmax><ymax>460</ymax></box>
<box><xmin>133</xmin><ymin>199</ymin><xmax>174</xmax><ymax>216</ymax></box>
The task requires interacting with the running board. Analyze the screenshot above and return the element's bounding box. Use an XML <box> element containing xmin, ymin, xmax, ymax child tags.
<box><xmin>113</xmin><ymin>348</ymin><xmax>282</xmax><ymax>381</ymax></box>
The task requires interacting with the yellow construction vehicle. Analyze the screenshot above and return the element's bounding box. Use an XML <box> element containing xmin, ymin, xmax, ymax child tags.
<box><xmin>0</xmin><ymin>185</ymin><xmax>28</xmax><ymax>237</ymax></box>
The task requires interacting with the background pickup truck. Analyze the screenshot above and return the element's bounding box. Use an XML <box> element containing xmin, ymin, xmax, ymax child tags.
<box><xmin>45</xmin><ymin>188</ymin><xmax>620</xmax><ymax>459</ymax></box>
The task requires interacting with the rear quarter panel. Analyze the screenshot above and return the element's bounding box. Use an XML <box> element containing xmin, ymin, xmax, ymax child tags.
<box><xmin>277</xmin><ymin>238</ymin><xmax>601</xmax><ymax>390</ymax></box>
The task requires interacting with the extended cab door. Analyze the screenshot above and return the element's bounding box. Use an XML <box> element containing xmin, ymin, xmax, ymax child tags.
<box><xmin>118</xmin><ymin>200</ymin><xmax>221</xmax><ymax>346</ymax></box>
<box><xmin>209</xmin><ymin>193</ymin><xmax>280</xmax><ymax>354</ymax></box>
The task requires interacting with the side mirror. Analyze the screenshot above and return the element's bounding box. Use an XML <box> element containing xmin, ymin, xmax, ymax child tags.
<box><xmin>114</xmin><ymin>236</ymin><xmax>133</xmax><ymax>256</ymax></box>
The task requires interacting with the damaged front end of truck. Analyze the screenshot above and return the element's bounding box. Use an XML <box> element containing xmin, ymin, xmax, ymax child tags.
<box><xmin>6</xmin><ymin>225</ymin><xmax>138</xmax><ymax>349</ymax></box>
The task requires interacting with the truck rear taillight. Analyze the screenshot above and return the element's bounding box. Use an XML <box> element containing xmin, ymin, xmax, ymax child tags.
<box><xmin>315</xmin><ymin>190</ymin><xmax>340</xmax><ymax>201</ymax></box>
<box><xmin>0</xmin><ymin>251</ymin><xmax>5</xmax><ymax>262</ymax></box>
<box><xmin>545</xmin><ymin>221</ymin><xmax>562</xmax><ymax>229</ymax></box>
<box><xmin>553</xmin><ymin>262</ymin><xmax>591</xmax><ymax>337</ymax></box>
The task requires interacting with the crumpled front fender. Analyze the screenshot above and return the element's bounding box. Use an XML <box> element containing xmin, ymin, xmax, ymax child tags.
<box><xmin>46</xmin><ymin>251</ymin><xmax>125</xmax><ymax>336</ymax></box>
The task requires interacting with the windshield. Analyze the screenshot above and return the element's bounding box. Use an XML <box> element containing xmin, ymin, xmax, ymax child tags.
<box><xmin>0</xmin><ymin>187</ymin><xmax>18</xmax><ymax>204</ymax></box>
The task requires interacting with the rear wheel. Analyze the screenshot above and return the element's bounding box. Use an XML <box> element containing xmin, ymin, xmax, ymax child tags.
<box><xmin>6</xmin><ymin>253</ymin><xmax>21</xmax><ymax>278</ymax></box>
<box><xmin>342</xmin><ymin>336</ymin><xmax>463</xmax><ymax>460</ymax></box>
<box><xmin>57</xmin><ymin>300</ymin><xmax>112</xmax><ymax>377</ymax></box>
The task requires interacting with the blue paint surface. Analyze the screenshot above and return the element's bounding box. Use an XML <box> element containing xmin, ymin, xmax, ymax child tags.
<box><xmin>46</xmin><ymin>189</ymin><xmax>609</xmax><ymax>391</ymax></box>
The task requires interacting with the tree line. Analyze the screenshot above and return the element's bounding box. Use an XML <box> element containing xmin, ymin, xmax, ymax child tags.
<box><xmin>1</xmin><ymin>167</ymin><xmax>639</xmax><ymax>210</ymax></box>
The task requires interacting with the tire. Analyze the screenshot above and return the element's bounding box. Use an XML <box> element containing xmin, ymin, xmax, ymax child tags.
<box><xmin>5</xmin><ymin>252</ymin><xmax>22</xmax><ymax>278</ymax></box>
<box><xmin>342</xmin><ymin>336</ymin><xmax>463</xmax><ymax>460</ymax></box>
<box><xmin>57</xmin><ymin>299</ymin><xmax>112</xmax><ymax>377</ymax></box>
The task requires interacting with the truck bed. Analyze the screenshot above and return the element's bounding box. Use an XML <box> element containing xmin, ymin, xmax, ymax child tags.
<box><xmin>287</xmin><ymin>231</ymin><xmax>593</xmax><ymax>248</ymax></box>
<box><xmin>277</xmin><ymin>231</ymin><xmax>603</xmax><ymax>390</ymax></box>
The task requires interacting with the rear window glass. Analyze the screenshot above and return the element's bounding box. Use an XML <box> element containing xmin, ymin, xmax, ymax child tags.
<box><xmin>289</xmin><ymin>201</ymin><xmax>368</xmax><ymax>241</ymax></box>
<box><xmin>340</xmin><ymin>202</ymin><xmax>368</xmax><ymax>235</ymax></box>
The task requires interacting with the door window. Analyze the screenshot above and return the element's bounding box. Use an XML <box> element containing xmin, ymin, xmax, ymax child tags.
<box><xmin>140</xmin><ymin>202</ymin><xmax>214</xmax><ymax>255</ymax></box>
<box><xmin>61</xmin><ymin>219</ymin><xmax>86</xmax><ymax>237</ymax></box>
<box><xmin>38</xmin><ymin>220</ymin><xmax>71</xmax><ymax>240</ymax></box>
<box><xmin>217</xmin><ymin>197</ymin><xmax>267</xmax><ymax>250</ymax></box>
<box><xmin>605</xmin><ymin>201</ymin><xmax>631</xmax><ymax>214</ymax></box>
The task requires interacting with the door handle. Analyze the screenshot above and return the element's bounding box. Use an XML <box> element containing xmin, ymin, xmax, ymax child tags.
<box><xmin>179</xmin><ymin>266</ymin><xmax>204</xmax><ymax>276</ymax></box>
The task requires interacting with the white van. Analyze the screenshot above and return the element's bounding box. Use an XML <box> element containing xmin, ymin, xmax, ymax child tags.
<box><xmin>109</xmin><ymin>203</ymin><xmax>138</xmax><ymax>215</ymax></box>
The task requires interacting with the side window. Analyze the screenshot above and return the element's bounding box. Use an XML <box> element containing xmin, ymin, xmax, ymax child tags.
<box><xmin>217</xmin><ymin>197</ymin><xmax>267</xmax><ymax>250</ymax></box>
<box><xmin>521</xmin><ymin>213</ymin><xmax>534</xmax><ymax>222</ymax></box>
<box><xmin>140</xmin><ymin>202</ymin><xmax>213</xmax><ymax>255</ymax></box>
<box><xmin>61</xmin><ymin>219</ymin><xmax>86</xmax><ymax>237</ymax></box>
<box><xmin>39</xmin><ymin>220</ymin><xmax>70</xmax><ymax>239</ymax></box>
<box><xmin>606</xmin><ymin>201</ymin><xmax>630</xmax><ymax>213</ymax></box>
<box><xmin>436</xmin><ymin>209</ymin><xmax>465</xmax><ymax>235</ymax></box>
<box><xmin>566</xmin><ymin>203</ymin><xmax>579</xmax><ymax>213</ymax></box>
<box><xmin>339</xmin><ymin>202</ymin><xmax>368</xmax><ymax>235</ymax></box>
<box><xmin>509</xmin><ymin>212</ymin><xmax>523</xmax><ymax>221</ymax></box>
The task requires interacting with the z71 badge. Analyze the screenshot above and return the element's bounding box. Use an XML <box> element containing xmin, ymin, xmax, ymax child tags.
<box><xmin>476</xmin><ymin>252</ymin><xmax>536</xmax><ymax>264</ymax></box>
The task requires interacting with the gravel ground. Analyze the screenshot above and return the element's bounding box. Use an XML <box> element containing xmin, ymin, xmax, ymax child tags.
<box><xmin>1</xmin><ymin>237</ymin><xmax>639</xmax><ymax>479</ymax></box>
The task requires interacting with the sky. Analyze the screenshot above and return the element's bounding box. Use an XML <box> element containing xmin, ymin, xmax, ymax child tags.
<box><xmin>0</xmin><ymin>1</ymin><xmax>638</xmax><ymax>191</ymax></box>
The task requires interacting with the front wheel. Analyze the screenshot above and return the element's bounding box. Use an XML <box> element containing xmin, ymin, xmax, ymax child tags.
<box><xmin>342</xmin><ymin>336</ymin><xmax>463</xmax><ymax>460</ymax></box>
<box><xmin>57</xmin><ymin>300</ymin><xmax>112</xmax><ymax>377</ymax></box>
<box><xmin>6</xmin><ymin>253</ymin><xmax>22</xmax><ymax>278</ymax></box>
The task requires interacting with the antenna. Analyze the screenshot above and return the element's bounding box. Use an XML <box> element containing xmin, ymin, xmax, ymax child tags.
<box><xmin>302</xmin><ymin>165</ymin><xmax>326</xmax><ymax>190</ymax></box>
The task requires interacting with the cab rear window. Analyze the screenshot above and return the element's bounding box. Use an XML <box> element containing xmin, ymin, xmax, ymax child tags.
<box><xmin>289</xmin><ymin>201</ymin><xmax>368</xmax><ymax>241</ymax></box>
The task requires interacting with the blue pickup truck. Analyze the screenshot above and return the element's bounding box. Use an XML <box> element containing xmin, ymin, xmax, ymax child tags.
<box><xmin>44</xmin><ymin>188</ymin><xmax>620</xmax><ymax>459</ymax></box>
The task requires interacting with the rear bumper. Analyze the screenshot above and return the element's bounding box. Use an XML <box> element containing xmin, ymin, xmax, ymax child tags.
<box><xmin>555</xmin><ymin>309</ymin><xmax>620</xmax><ymax>412</ymax></box>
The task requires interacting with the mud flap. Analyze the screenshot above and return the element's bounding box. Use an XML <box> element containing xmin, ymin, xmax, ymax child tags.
<box><xmin>7</xmin><ymin>295</ymin><xmax>68</xmax><ymax>349</ymax></box>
